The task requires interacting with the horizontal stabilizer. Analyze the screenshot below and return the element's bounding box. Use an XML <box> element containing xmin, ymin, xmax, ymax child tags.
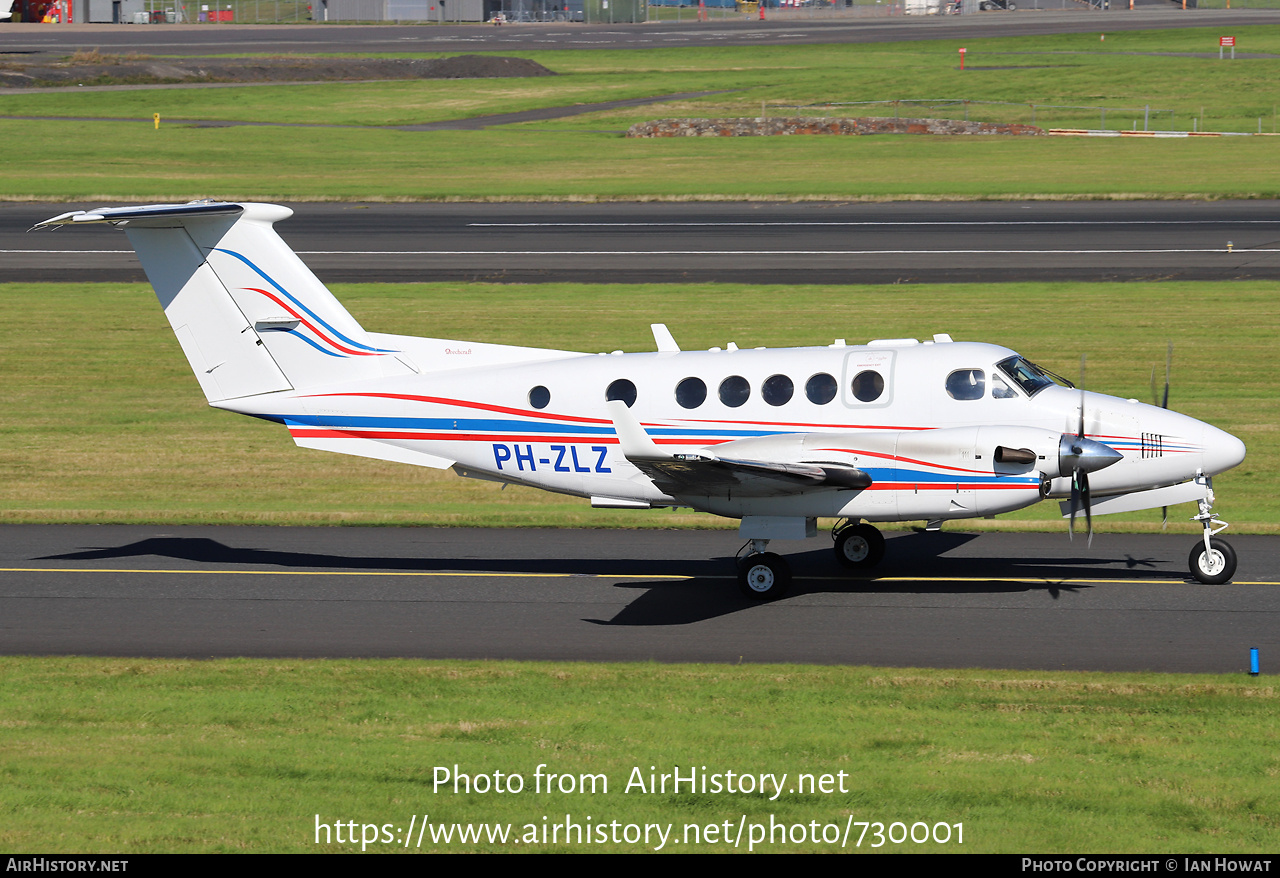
<box><xmin>34</xmin><ymin>202</ymin><xmax>245</xmax><ymax>229</ymax></box>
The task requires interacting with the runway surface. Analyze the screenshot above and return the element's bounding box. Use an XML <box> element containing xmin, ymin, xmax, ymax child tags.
<box><xmin>5</xmin><ymin>11</ymin><xmax>1280</xmax><ymax>57</ymax></box>
<box><xmin>2</xmin><ymin>524</ymin><xmax>1276</xmax><ymax>672</ymax></box>
<box><xmin>6</xmin><ymin>200</ymin><xmax>1280</xmax><ymax>284</ymax></box>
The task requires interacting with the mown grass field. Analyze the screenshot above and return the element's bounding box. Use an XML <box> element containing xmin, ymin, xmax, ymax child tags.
<box><xmin>2</xmin><ymin>27</ymin><xmax>1280</xmax><ymax>201</ymax></box>
<box><xmin>2</xmin><ymin>280</ymin><xmax>1274</xmax><ymax>531</ymax></box>
<box><xmin>2</xmin><ymin>658</ymin><xmax>1277</xmax><ymax>853</ymax></box>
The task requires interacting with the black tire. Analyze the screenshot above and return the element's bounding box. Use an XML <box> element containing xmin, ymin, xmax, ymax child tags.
<box><xmin>738</xmin><ymin>552</ymin><xmax>791</xmax><ymax>600</ymax></box>
<box><xmin>1188</xmin><ymin>537</ymin><xmax>1237</xmax><ymax>585</ymax></box>
<box><xmin>1006</xmin><ymin>1</ymin><xmax>1015</xmax><ymax>9</ymax></box>
<box><xmin>834</xmin><ymin>523</ymin><xmax>885</xmax><ymax>569</ymax></box>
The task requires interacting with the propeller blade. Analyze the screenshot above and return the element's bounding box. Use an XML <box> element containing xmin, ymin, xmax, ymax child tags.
<box><xmin>1067</xmin><ymin>469</ymin><xmax>1095</xmax><ymax>545</ymax></box>
<box><xmin>1068</xmin><ymin>478</ymin><xmax>1079</xmax><ymax>541</ymax></box>
<box><xmin>1162</xmin><ymin>341</ymin><xmax>1171</xmax><ymax>409</ymax></box>
<box><xmin>1082</xmin><ymin>471</ymin><xmax>1093</xmax><ymax>547</ymax></box>
<box><xmin>1077</xmin><ymin>354</ymin><xmax>1087</xmax><ymax>438</ymax></box>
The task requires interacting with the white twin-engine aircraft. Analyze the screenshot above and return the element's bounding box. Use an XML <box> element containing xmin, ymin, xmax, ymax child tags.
<box><xmin>38</xmin><ymin>202</ymin><xmax>1247</xmax><ymax>598</ymax></box>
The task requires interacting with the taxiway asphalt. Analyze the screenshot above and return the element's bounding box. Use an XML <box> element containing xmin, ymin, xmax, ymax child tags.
<box><xmin>6</xmin><ymin>199</ymin><xmax>1280</xmax><ymax>284</ymax></box>
<box><xmin>2</xmin><ymin>524</ymin><xmax>1276</xmax><ymax>672</ymax></box>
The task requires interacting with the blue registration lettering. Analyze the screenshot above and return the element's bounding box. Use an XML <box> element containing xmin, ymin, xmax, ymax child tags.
<box><xmin>514</xmin><ymin>444</ymin><xmax>536</xmax><ymax>472</ymax></box>
<box><xmin>569</xmin><ymin>447</ymin><xmax>591</xmax><ymax>473</ymax></box>
<box><xmin>592</xmin><ymin>446</ymin><xmax>611</xmax><ymax>473</ymax></box>
<box><xmin>492</xmin><ymin>444</ymin><xmax>512</xmax><ymax>470</ymax></box>
<box><xmin>551</xmin><ymin>445</ymin><xmax>571</xmax><ymax>472</ymax></box>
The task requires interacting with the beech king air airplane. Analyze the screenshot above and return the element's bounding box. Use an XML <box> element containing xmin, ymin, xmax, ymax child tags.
<box><xmin>37</xmin><ymin>202</ymin><xmax>1247</xmax><ymax>598</ymax></box>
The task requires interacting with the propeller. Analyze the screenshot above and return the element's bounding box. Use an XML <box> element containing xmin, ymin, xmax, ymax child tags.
<box><xmin>1151</xmin><ymin>341</ymin><xmax>1173</xmax><ymax>529</ymax></box>
<box><xmin>1060</xmin><ymin>354</ymin><xmax>1122</xmax><ymax>546</ymax></box>
<box><xmin>1069</xmin><ymin>354</ymin><xmax>1091</xmax><ymax>544</ymax></box>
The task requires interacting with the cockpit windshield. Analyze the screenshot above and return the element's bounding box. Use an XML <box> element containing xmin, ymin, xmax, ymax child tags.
<box><xmin>997</xmin><ymin>356</ymin><xmax>1073</xmax><ymax>397</ymax></box>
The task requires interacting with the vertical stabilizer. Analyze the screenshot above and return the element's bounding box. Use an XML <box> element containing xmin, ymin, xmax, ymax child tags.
<box><xmin>36</xmin><ymin>202</ymin><xmax>412</xmax><ymax>402</ymax></box>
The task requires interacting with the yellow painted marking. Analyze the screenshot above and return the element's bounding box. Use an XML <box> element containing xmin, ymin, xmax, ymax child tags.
<box><xmin>2</xmin><ymin>568</ymin><xmax>1277</xmax><ymax>585</ymax></box>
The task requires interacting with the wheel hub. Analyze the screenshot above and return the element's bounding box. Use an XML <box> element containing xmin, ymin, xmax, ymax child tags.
<box><xmin>1200</xmin><ymin>549</ymin><xmax>1225</xmax><ymax>576</ymax></box>
<box><xmin>842</xmin><ymin>538</ymin><xmax>869</xmax><ymax>562</ymax></box>
<box><xmin>747</xmin><ymin>566</ymin><xmax>775</xmax><ymax>591</ymax></box>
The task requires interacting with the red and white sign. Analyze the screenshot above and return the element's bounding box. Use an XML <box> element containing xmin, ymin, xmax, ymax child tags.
<box><xmin>1220</xmin><ymin>36</ymin><xmax>1236</xmax><ymax>47</ymax></box>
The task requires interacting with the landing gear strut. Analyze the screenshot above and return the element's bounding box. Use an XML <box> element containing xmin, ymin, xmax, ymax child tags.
<box><xmin>737</xmin><ymin>539</ymin><xmax>791</xmax><ymax>600</ymax></box>
<box><xmin>1189</xmin><ymin>477</ymin><xmax>1237</xmax><ymax>584</ymax></box>
<box><xmin>832</xmin><ymin>520</ymin><xmax>885</xmax><ymax>569</ymax></box>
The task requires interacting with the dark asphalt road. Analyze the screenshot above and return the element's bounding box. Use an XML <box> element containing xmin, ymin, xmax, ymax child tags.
<box><xmin>2</xmin><ymin>525</ymin><xmax>1276</xmax><ymax>671</ymax></box>
<box><xmin>4</xmin><ymin>11</ymin><xmax>1280</xmax><ymax>58</ymax></box>
<box><xmin>6</xmin><ymin>200</ymin><xmax>1279</xmax><ymax>284</ymax></box>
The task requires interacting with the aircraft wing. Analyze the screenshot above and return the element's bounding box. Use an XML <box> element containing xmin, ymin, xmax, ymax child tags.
<box><xmin>628</xmin><ymin>454</ymin><xmax>865</xmax><ymax>496</ymax></box>
<box><xmin>607</xmin><ymin>401</ymin><xmax>871</xmax><ymax>498</ymax></box>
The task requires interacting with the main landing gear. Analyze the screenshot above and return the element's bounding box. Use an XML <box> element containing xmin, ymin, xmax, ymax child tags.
<box><xmin>736</xmin><ymin>520</ymin><xmax>887</xmax><ymax>600</ymax></box>
<box><xmin>1189</xmin><ymin>479</ymin><xmax>1237</xmax><ymax>585</ymax></box>
<box><xmin>833</xmin><ymin>519</ymin><xmax>886</xmax><ymax>569</ymax></box>
<box><xmin>737</xmin><ymin>540</ymin><xmax>791</xmax><ymax>600</ymax></box>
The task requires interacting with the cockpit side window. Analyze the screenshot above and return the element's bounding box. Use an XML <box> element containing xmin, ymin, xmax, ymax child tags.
<box><xmin>997</xmin><ymin>356</ymin><xmax>1069</xmax><ymax>397</ymax></box>
<box><xmin>991</xmin><ymin>374</ymin><xmax>1018</xmax><ymax>399</ymax></box>
<box><xmin>945</xmin><ymin>369</ymin><xmax>985</xmax><ymax>401</ymax></box>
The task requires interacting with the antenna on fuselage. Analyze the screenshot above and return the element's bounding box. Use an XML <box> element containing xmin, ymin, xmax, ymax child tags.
<box><xmin>651</xmin><ymin>323</ymin><xmax>680</xmax><ymax>353</ymax></box>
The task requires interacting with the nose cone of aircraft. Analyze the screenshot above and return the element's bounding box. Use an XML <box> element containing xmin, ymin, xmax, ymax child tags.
<box><xmin>1202</xmin><ymin>423</ymin><xmax>1246</xmax><ymax>476</ymax></box>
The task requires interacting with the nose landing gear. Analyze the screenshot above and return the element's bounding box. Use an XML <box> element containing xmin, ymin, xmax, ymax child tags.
<box><xmin>1189</xmin><ymin>477</ymin><xmax>1236</xmax><ymax>584</ymax></box>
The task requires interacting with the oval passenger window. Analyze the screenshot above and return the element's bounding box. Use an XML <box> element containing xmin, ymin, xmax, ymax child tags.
<box><xmin>606</xmin><ymin>378</ymin><xmax>637</xmax><ymax>408</ymax></box>
<box><xmin>719</xmin><ymin>375</ymin><xmax>750</xmax><ymax>408</ymax></box>
<box><xmin>676</xmin><ymin>377</ymin><xmax>707</xmax><ymax>409</ymax></box>
<box><xmin>762</xmin><ymin>374</ymin><xmax>793</xmax><ymax>406</ymax></box>
<box><xmin>805</xmin><ymin>373</ymin><xmax>836</xmax><ymax>405</ymax></box>
<box><xmin>851</xmin><ymin>370</ymin><xmax>884</xmax><ymax>403</ymax></box>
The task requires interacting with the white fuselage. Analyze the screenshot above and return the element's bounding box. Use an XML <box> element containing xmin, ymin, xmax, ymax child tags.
<box><xmin>220</xmin><ymin>337</ymin><xmax>1245</xmax><ymax>524</ymax></box>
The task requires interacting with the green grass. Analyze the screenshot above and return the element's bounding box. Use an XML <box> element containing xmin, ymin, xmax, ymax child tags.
<box><xmin>2</xmin><ymin>281</ymin><xmax>1274</xmax><ymax>531</ymax></box>
<box><xmin>1</xmin><ymin>658</ymin><xmax>1276</xmax><ymax>853</ymax></box>
<box><xmin>12</xmin><ymin>28</ymin><xmax>1280</xmax><ymax>129</ymax></box>
<box><xmin>5</xmin><ymin>119</ymin><xmax>1280</xmax><ymax>202</ymax></box>
<box><xmin>3</xmin><ymin>28</ymin><xmax>1280</xmax><ymax>201</ymax></box>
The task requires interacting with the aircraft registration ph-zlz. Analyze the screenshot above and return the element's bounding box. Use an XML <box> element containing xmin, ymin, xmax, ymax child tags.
<box><xmin>36</xmin><ymin>202</ymin><xmax>1248</xmax><ymax>598</ymax></box>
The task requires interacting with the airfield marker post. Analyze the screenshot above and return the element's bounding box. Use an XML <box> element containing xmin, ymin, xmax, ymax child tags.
<box><xmin>1250</xmin><ymin>647</ymin><xmax>1260</xmax><ymax>676</ymax></box>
